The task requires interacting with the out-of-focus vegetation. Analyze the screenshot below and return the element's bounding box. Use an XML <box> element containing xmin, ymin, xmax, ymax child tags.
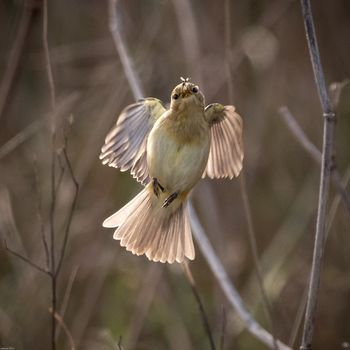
<box><xmin>0</xmin><ymin>0</ymin><xmax>350</xmax><ymax>349</ymax></box>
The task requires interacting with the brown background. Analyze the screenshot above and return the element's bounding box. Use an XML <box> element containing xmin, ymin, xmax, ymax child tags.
<box><xmin>0</xmin><ymin>0</ymin><xmax>350</xmax><ymax>349</ymax></box>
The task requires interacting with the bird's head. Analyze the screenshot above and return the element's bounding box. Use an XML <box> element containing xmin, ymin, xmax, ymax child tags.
<box><xmin>170</xmin><ymin>77</ymin><xmax>204</xmax><ymax>111</ymax></box>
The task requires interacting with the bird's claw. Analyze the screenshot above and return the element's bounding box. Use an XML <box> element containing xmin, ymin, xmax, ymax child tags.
<box><xmin>152</xmin><ymin>178</ymin><xmax>164</xmax><ymax>197</ymax></box>
<box><xmin>163</xmin><ymin>192</ymin><xmax>178</xmax><ymax>208</ymax></box>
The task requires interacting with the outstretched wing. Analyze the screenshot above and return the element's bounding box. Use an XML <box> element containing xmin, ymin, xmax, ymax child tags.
<box><xmin>203</xmin><ymin>103</ymin><xmax>243</xmax><ymax>179</ymax></box>
<box><xmin>100</xmin><ymin>98</ymin><xmax>166</xmax><ymax>184</ymax></box>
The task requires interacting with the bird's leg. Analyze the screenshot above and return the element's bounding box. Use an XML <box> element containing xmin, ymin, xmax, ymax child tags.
<box><xmin>163</xmin><ymin>192</ymin><xmax>178</xmax><ymax>208</ymax></box>
<box><xmin>152</xmin><ymin>177</ymin><xmax>164</xmax><ymax>197</ymax></box>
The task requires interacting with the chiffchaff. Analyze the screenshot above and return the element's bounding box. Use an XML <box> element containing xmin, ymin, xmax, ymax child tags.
<box><xmin>100</xmin><ymin>78</ymin><xmax>243</xmax><ymax>263</ymax></box>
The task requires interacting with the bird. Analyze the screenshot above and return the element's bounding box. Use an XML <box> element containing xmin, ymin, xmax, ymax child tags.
<box><xmin>99</xmin><ymin>77</ymin><xmax>244</xmax><ymax>264</ymax></box>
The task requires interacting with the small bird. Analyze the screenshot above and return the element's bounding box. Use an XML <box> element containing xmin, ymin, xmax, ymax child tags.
<box><xmin>100</xmin><ymin>78</ymin><xmax>243</xmax><ymax>263</ymax></box>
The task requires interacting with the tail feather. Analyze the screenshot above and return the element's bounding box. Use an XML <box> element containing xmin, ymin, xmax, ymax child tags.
<box><xmin>103</xmin><ymin>189</ymin><xmax>148</xmax><ymax>228</ymax></box>
<box><xmin>104</xmin><ymin>186</ymin><xmax>195</xmax><ymax>263</ymax></box>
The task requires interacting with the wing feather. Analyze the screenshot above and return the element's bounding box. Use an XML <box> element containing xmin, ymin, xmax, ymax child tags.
<box><xmin>100</xmin><ymin>98</ymin><xmax>166</xmax><ymax>184</ymax></box>
<box><xmin>203</xmin><ymin>103</ymin><xmax>244</xmax><ymax>179</ymax></box>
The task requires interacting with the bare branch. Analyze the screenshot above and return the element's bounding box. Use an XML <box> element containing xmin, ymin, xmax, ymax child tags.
<box><xmin>225</xmin><ymin>3</ymin><xmax>277</xmax><ymax>347</ymax></box>
<box><xmin>108</xmin><ymin>0</ymin><xmax>144</xmax><ymax>100</ymax></box>
<box><xmin>55</xmin><ymin>147</ymin><xmax>79</xmax><ymax>277</ymax></box>
<box><xmin>299</xmin><ymin>0</ymin><xmax>336</xmax><ymax>349</ymax></box>
<box><xmin>278</xmin><ymin>106</ymin><xmax>350</xmax><ymax>215</ymax></box>
<box><xmin>289</xmin><ymin>164</ymin><xmax>350</xmax><ymax>348</ymax></box>
<box><xmin>43</xmin><ymin>0</ymin><xmax>56</xmax><ymax>114</ymax></box>
<box><xmin>57</xmin><ymin>266</ymin><xmax>79</xmax><ymax>340</ymax></box>
<box><xmin>171</xmin><ymin>0</ymin><xmax>202</xmax><ymax>85</ymax></box>
<box><xmin>328</xmin><ymin>80</ymin><xmax>349</xmax><ymax>109</ymax></box>
<box><xmin>49</xmin><ymin>308</ymin><xmax>76</xmax><ymax>350</ymax></box>
<box><xmin>239</xmin><ymin>174</ymin><xmax>278</xmax><ymax>350</ymax></box>
<box><xmin>289</xmin><ymin>287</ymin><xmax>308</xmax><ymax>347</ymax></box>
<box><xmin>43</xmin><ymin>0</ymin><xmax>58</xmax><ymax>348</ymax></box>
<box><xmin>0</xmin><ymin>93</ymin><xmax>79</xmax><ymax>161</ymax></box>
<box><xmin>278</xmin><ymin>106</ymin><xmax>321</xmax><ymax>163</ymax></box>
<box><xmin>219</xmin><ymin>306</ymin><xmax>226</xmax><ymax>350</ymax></box>
<box><xmin>189</xmin><ymin>204</ymin><xmax>292</xmax><ymax>350</ymax></box>
<box><xmin>126</xmin><ymin>265</ymin><xmax>163</xmax><ymax>350</ymax></box>
<box><xmin>55</xmin><ymin>152</ymin><xmax>66</xmax><ymax>195</ymax></box>
<box><xmin>4</xmin><ymin>240</ymin><xmax>50</xmax><ymax>275</ymax></box>
<box><xmin>329</xmin><ymin>168</ymin><xmax>350</xmax><ymax>215</ymax></box>
<box><xmin>326</xmin><ymin>164</ymin><xmax>350</xmax><ymax>235</ymax></box>
<box><xmin>182</xmin><ymin>262</ymin><xmax>216</xmax><ymax>350</ymax></box>
<box><xmin>33</xmin><ymin>155</ymin><xmax>50</xmax><ymax>271</ymax></box>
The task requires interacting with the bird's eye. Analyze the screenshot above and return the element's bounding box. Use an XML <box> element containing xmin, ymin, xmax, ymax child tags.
<box><xmin>172</xmin><ymin>93</ymin><xmax>179</xmax><ymax>100</ymax></box>
<box><xmin>192</xmin><ymin>86</ymin><xmax>199</xmax><ymax>93</ymax></box>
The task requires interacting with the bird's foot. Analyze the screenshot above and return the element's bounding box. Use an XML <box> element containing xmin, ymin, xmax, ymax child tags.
<box><xmin>163</xmin><ymin>192</ymin><xmax>178</xmax><ymax>208</ymax></box>
<box><xmin>152</xmin><ymin>177</ymin><xmax>165</xmax><ymax>197</ymax></box>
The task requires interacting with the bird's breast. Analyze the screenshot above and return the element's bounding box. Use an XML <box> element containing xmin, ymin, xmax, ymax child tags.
<box><xmin>147</xmin><ymin>112</ymin><xmax>210</xmax><ymax>193</ymax></box>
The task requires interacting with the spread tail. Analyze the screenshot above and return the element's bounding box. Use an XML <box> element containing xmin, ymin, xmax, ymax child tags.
<box><xmin>103</xmin><ymin>186</ymin><xmax>195</xmax><ymax>263</ymax></box>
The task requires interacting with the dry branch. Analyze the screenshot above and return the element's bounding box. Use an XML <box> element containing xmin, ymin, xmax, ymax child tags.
<box><xmin>278</xmin><ymin>106</ymin><xmax>350</xmax><ymax>215</ymax></box>
<box><xmin>299</xmin><ymin>0</ymin><xmax>337</xmax><ymax>349</ymax></box>
<box><xmin>225</xmin><ymin>2</ymin><xmax>277</xmax><ymax>347</ymax></box>
<box><xmin>183</xmin><ymin>262</ymin><xmax>216</xmax><ymax>350</ymax></box>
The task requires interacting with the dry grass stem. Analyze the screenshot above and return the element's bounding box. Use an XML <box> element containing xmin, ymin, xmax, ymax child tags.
<box><xmin>182</xmin><ymin>262</ymin><xmax>216</xmax><ymax>350</ymax></box>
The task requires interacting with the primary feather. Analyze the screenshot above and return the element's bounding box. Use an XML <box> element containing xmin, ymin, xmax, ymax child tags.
<box><xmin>99</xmin><ymin>98</ymin><xmax>166</xmax><ymax>184</ymax></box>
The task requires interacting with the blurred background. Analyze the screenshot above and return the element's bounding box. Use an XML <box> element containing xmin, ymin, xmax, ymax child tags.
<box><xmin>0</xmin><ymin>0</ymin><xmax>350</xmax><ymax>349</ymax></box>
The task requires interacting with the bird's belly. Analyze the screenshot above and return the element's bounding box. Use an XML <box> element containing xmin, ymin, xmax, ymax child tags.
<box><xmin>147</xmin><ymin>129</ymin><xmax>210</xmax><ymax>193</ymax></box>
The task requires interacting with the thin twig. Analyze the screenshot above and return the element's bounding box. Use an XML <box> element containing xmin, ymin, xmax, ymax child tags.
<box><xmin>108</xmin><ymin>0</ymin><xmax>144</xmax><ymax>100</ymax></box>
<box><xmin>0</xmin><ymin>93</ymin><xmax>79</xmax><ymax>160</ymax></box>
<box><xmin>288</xmin><ymin>163</ymin><xmax>350</xmax><ymax>347</ymax></box>
<box><xmin>183</xmin><ymin>262</ymin><xmax>216</xmax><ymax>350</ymax></box>
<box><xmin>224</xmin><ymin>0</ymin><xmax>234</xmax><ymax>100</ymax></box>
<box><xmin>43</xmin><ymin>0</ymin><xmax>57</xmax><ymax>348</ymax></box>
<box><xmin>57</xmin><ymin>266</ymin><xmax>79</xmax><ymax>340</ymax></box>
<box><xmin>33</xmin><ymin>155</ymin><xmax>50</xmax><ymax>271</ymax></box>
<box><xmin>189</xmin><ymin>204</ymin><xmax>292</xmax><ymax>350</ymax></box>
<box><xmin>289</xmin><ymin>287</ymin><xmax>308</xmax><ymax>347</ymax></box>
<box><xmin>126</xmin><ymin>265</ymin><xmax>163</xmax><ymax>350</ymax></box>
<box><xmin>55</xmin><ymin>152</ymin><xmax>66</xmax><ymax>195</ymax></box>
<box><xmin>219</xmin><ymin>306</ymin><xmax>226</xmax><ymax>350</ymax></box>
<box><xmin>239</xmin><ymin>174</ymin><xmax>279</xmax><ymax>350</ymax></box>
<box><xmin>4</xmin><ymin>240</ymin><xmax>50</xmax><ymax>275</ymax></box>
<box><xmin>43</xmin><ymin>0</ymin><xmax>56</xmax><ymax>114</ymax></box>
<box><xmin>278</xmin><ymin>106</ymin><xmax>321</xmax><ymax>162</ymax></box>
<box><xmin>55</xmin><ymin>146</ymin><xmax>79</xmax><ymax>277</ymax></box>
<box><xmin>299</xmin><ymin>1</ymin><xmax>336</xmax><ymax>349</ymax></box>
<box><xmin>225</xmin><ymin>3</ymin><xmax>278</xmax><ymax>347</ymax></box>
<box><xmin>0</xmin><ymin>0</ymin><xmax>37</xmax><ymax>121</ymax></box>
<box><xmin>240</xmin><ymin>175</ymin><xmax>315</xmax><ymax>337</ymax></box>
<box><xmin>278</xmin><ymin>106</ymin><xmax>350</xmax><ymax>215</ymax></box>
<box><xmin>326</xmin><ymin>164</ymin><xmax>350</xmax><ymax>235</ymax></box>
<box><xmin>171</xmin><ymin>0</ymin><xmax>202</xmax><ymax>85</ymax></box>
<box><xmin>49</xmin><ymin>308</ymin><xmax>76</xmax><ymax>350</ymax></box>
